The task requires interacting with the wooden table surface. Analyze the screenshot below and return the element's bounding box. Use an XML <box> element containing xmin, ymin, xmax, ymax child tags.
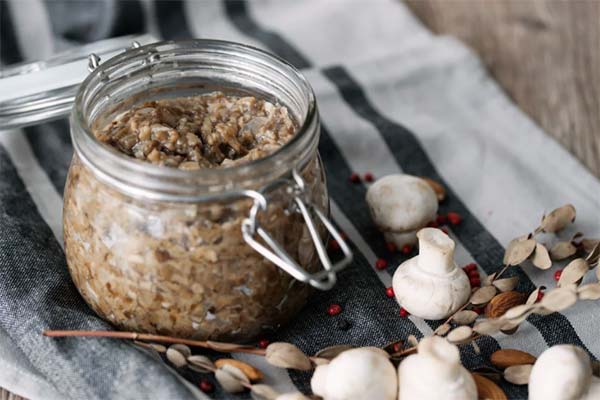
<box><xmin>406</xmin><ymin>0</ymin><xmax>600</xmax><ymax>178</ymax></box>
<box><xmin>2</xmin><ymin>1</ymin><xmax>599</xmax><ymax>399</ymax></box>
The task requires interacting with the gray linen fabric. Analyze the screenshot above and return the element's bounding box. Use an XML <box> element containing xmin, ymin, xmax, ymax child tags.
<box><xmin>1</xmin><ymin>1</ymin><xmax>599</xmax><ymax>399</ymax></box>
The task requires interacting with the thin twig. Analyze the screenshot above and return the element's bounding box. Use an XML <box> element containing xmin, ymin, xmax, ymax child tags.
<box><xmin>491</xmin><ymin>264</ymin><xmax>511</xmax><ymax>282</ymax></box>
<box><xmin>43</xmin><ymin>330</ymin><xmax>267</xmax><ymax>356</ymax></box>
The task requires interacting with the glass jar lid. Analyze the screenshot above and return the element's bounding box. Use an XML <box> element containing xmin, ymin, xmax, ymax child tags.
<box><xmin>0</xmin><ymin>34</ymin><xmax>157</xmax><ymax>130</ymax></box>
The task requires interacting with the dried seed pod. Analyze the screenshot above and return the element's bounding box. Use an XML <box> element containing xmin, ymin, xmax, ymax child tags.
<box><xmin>503</xmin><ymin>304</ymin><xmax>535</xmax><ymax>322</ymax></box>
<box><xmin>250</xmin><ymin>384</ymin><xmax>279</xmax><ymax>400</ymax></box>
<box><xmin>504</xmin><ymin>238</ymin><xmax>537</xmax><ymax>266</ymax></box>
<box><xmin>474</xmin><ymin>319</ymin><xmax>504</xmax><ymax>335</ymax></box>
<box><xmin>215</xmin><ymin>359</ymin><xmax>264</xmax><ymax>382</ymax></box>
<box><xmin>447</xmin><ymin>326</ymin><xmax>473</xmax><ymax>344</ymax></box>
<box><xmin>531</xmin><ymin>243</ymin><xmax>552</xmax><ymax>270</ymax></box>
<box><xmin>540</xmin><ymin>204</ymin><xmax>576</xmax><ymax>233</ymax></box>
<box><xmin>482</xmin><ymin>272</ymin><xmax>497</xmax><ymax>287</ymax></box>
<box><xmin>452</xmin><ymin>310</ymin><xmax>479</xmax><ymax>325</ymax></box>
<box><xmin>541</xmin><ymin>287</ymin><xmax>578</xmax><ymax>312</ymax></box>
<box><xmin>504</xmin><ymin>364</ymin><xmax>533</xmax><ymax>385</ymax></box>
<box><xmin>490</xmin><ymin>349</ymin><xmax>536</xmax><ymax>369</ymax></box>
<box><xmin>578</xmin><ymin>283</ymin><xmax>600</xmax><ymax>300</ymax></box>
<box><xmin>526</xmin><ymin>287</ymin><xmax>545</xmax><ymax>305</ymax></box>
<box><xmin>407</xmin><ymin>335</ymin><xmax>419</xmax><ymax>348</ymax></box>
<box><xmin>470</xmin><ymin>285</ymin><xmax>498</xmax><ymax>305</ymax></box>
<box><xmin>265</xmin><ymin>343</ymin><xmax>311</xmax><ymax>371</ymax></box>
<box><xmin>315</xmin><ymin>345</ymin><xmax>354</xmax><ymax>360</ymax></box>
<box><xmin>169</xmin><ymin>344</ymin><xmax>191</xmax><ymax>358</ymax></box>
<box><xmin>582</xmin><ymin>239</ymin><xmax>600</xmax><ymax>254</ymax></box>
<box><xmin>434</xmin><ymin>323</ymin><xmax>451</xmax><ymax>336</ymax></box>
<box><xmin>558</xmin><ymin>258</ymin><xmax>589</xmax><ymax>287</ymax></box>
<box><xmin>550</xmin><ymin>241</ymin><xmax>577</xmax><ymax>260</ymax></box>
<box><xmin>215</xmin><ymin>364</ymin><xmax>250</xmax><ymax>393</ymax></box>
<box><xmin>493</xmin><ymin>277</ymin><xmax>519</xmax><ymax>293</ymax></box>
<box><xmin>486</xmin><ymin>291</ymin><xmax>527</xmax><ymax>318</ymax></box>
<box><xmin>206</xmin><ymin>341</ymin><xmax>254</xmax><ymax>352</ymax></box>
<box><xmin>472</xmin><ymin>373</ymin><xmax>508</xmax><ymax>400</ymax></box>
<box><xmin>187</xmin><ymin>355</ymin><xmax>214</xmax><ymax>373</ymax></box>
<box><xmin>500</xmin><ymin>322</ymin><xmax>520</xmax><ymax>335</ymax></box>
<box><xmin>166</xmin><ymin>347</ymin><xmax>187</xmax><ymax>368</ymax></box>
<box><xmin>586</xmin><ymin>241</ymin><xmax>600</xmax><ymax>266</ymax></box>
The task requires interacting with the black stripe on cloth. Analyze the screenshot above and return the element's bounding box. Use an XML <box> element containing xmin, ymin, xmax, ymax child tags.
<box><xmin>321</xmin><ymin>65</ymin><xmax>590</xmax><ymax>354</ymax></box>
<box><xmin>24</xmin><ymin>119</ymin><xmax>73</xmax><ymax>195</ymax></box>
<box><xmin>154</xmin><ymin>0</ymin><xmax>193</xmax><ymax>40</ymax></box>
<box><xmin>0</xmin><ymin>145</ymin><xmax>201</xmax><ymax>399</ymax></box>
<box><xmin>110</xmin><ymin>0</ymin><xmax>147</xmax><ymax>37</ymax></box>
<box><xmin>222</xmin><ymin>0</ymin><xmax>310</xmax><ymax>70</ymax></box>
<box><xmin>0</xmin><ymin>1</ymin><xmax>22</xmax><ymax>64</ymax></box>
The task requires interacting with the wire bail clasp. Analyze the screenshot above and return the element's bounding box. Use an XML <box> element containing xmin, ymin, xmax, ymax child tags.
<box><xmin>241</xmin><ymin>170</ymin><xmax>352</xmax><ymax>290</ymax></box>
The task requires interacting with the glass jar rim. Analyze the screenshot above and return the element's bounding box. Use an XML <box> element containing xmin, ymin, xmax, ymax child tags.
<box><xmin>71</xmin><ymin>39</ymin><xmax>319</xmax><ymax>201</ymax></box>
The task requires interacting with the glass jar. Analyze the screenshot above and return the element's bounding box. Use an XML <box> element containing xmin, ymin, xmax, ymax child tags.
<box><xmin>63</xmin><ymin>40</ymin><xmax>351</xmax><ymax>341</ymax></box>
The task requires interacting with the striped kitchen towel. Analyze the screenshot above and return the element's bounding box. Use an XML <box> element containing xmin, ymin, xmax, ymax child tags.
<box><xmin>1</xmin><ymin>1</ymin><xmax>600</xmax><ymax>399</ymax></box>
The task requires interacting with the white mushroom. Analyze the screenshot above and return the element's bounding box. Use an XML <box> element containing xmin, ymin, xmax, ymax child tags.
<box><xmin>310</xmin><ymin>348</ymin><xmax>397</xmax><ymax>400</ymax></box>
<box><xmin>529</xmin><ymin>344</ymin><xmax>597</xmax><ymax>400</ymax></box>
<box><xmin>392</xmin><ymin>228</ymin><xmax>471</xmax><ymax>319</ymax></box>
<box><xmin>366</xmin><ymin>174</ymin><xmax>438</xmax><ymax>247</ymax></box>
<box><xmin>398</xmin><ymin>336</ymin><xmax>476</xmax><ymax>400</ymax></box>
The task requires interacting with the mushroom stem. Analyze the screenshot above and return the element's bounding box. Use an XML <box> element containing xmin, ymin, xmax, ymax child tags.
<box><xmin>417</xmin><ymin>228</ymin><xmax>456</xmax><ymax>274</ymax></box>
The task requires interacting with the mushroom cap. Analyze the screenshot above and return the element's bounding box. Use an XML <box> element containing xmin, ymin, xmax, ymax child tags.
<box><xmin>310</xmin><ymin>348</ymin><xmax>397</xmax><ymax>400</ymax></box>
<box><xmin>529</xmin><ymin>345</ymin><xmax>592</xmax><ymax>400</ymax></box>
<box><xmin>366</xmin><ymin>175</ymin><xmax>438</xmax><ymax>233</ymax></box>
<box><xmin>398</xmin><ymin>337</ymin><xmax>477</xmax><ymax>400</ymax></box>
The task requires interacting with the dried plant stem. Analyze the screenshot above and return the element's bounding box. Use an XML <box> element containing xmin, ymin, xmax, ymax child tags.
<box><xmin>392</xmin><ymin>334</ymin><xmax>482</xmax><ymax>358</ymax></box>
<box><xmin>441</xmin><ymin>301</ymin><xmax>470</xmax><ymax>327</ymax></box>
<box><xmin>43</xmin><ymin>330</ymin><xmax>267</xmax><ymax>356</ymax></box>
<box><xmin>491</xmin><ymin>264</ymin><xmax>511</xmax><ymax>282</ymax></box>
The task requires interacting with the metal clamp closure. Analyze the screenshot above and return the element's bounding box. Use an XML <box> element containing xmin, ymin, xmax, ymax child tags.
<box><xmin>241</xmin><ymin>170</ymin><xmax>352</xmax><ymax>290</ymax></box>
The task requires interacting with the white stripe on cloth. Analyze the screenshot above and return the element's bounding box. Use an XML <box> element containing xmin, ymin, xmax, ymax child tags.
<box><xmin>6</xmin><ymin>0</ymin><xmax>54</xmax><ymax>61</ymax></box>
<box><xmin>0</xmin><ymin>130</ymin><xmax>64</xmax><ymax>247</ymax></box>
<box><xmin>183</xmin><ymin>0</ymin><xmax>265</xmax><ymax>48</ymax></box>
<box><xmin>247</xmin><ymin>0</ymin><xmax>433</xmax><ymax>68</ymax></box>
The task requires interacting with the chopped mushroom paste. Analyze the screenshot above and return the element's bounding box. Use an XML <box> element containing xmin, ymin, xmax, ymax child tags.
<box><xmin>95</xmin><ymin>92</ymin><xmax>296</xmax><ymax>169</ymax></box>
<box><xmin>64</xmin><ymin>92</ymin><xmax>328</xmax><ymax>341</ymax></box>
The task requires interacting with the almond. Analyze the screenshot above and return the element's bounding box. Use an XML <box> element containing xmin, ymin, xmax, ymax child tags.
<box><xmin>490</xmin><ymin>349</ymin><xmax>536</xmax><ymax>369</ymax></box>
<box><xmin>485</xmin><ymin>291</ymin><xmax>527</xmax><ymax>318</ymax></box>
<box><xmin>472</xmin><ymin>373</ymin><xmax>507</xmax><ymax>400</ymax></box>
<box><xmin>214</xmin><ymin>359</ymin><xmax>263</xmax><ymax>382</ymax></box>
<box><xmin>422</xmin><ymin>177</ymin><xmax>445</xmax><ymax>202</ymax></box>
